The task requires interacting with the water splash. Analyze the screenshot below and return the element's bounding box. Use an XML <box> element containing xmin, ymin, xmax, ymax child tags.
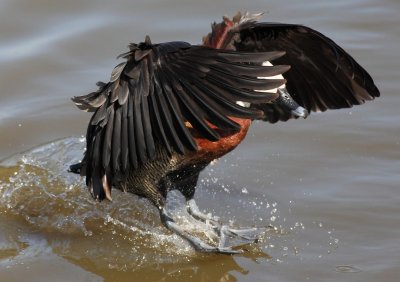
<box><xmin>0</xmin><ymin>137</ymin><xmax>340</xmax><ymax>271</ymax></box>
<box><xmin>0</xmin><ymin>137</ymin><xmax>195</xmax><ymax>270</ymax></box>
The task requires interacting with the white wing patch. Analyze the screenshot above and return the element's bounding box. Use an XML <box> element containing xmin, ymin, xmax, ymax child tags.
<box><xmin>236</xmin><ymin>101</ymin><xmax>251</xmax><ymax>108</ymax></box>
<box><xmin>236</xmin><ymin>60</ymin><xmax>286</xmax><ymax>108</ymax></box>
<box><xmin>256</xmin><ymin>61</ymin><xmax>286</xmax><ymax>93</ymax></box>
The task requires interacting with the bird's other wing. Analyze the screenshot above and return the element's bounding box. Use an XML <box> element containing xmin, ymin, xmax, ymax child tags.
<box><xmin>230</xmin><ymin>21</ymin><xmax>380</xmax><ymax>123</ymax></box>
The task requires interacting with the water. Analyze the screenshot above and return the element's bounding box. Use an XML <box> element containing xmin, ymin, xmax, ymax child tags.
<box><xmin>1</xmin><ymin>0</ymin><xmax>399</xmax><ymax>281</ymax></box>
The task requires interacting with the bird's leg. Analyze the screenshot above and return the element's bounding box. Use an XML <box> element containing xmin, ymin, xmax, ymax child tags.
<box><xmin>160</xmin><ymin>191</ymin><xmax>266</xmax><ymax>253</ymax></box>
<box><xmin>186</xmin><ymin>199</ymin><xmax>220</xmax><ymax>224</ymax></box>
<box><xmin>160</xmin><ymin>165</ymin><xmax>267</xmax><ymax>253</ymax></box>
<box><xmin>186</xmin><ymin>198</ymin><xmax>265</xmax><ymax>245</ymax></box>
<box><xmin>160</xmin><ymin>208</ymin><xmax>243</xmax><ymax>254</ymax></box>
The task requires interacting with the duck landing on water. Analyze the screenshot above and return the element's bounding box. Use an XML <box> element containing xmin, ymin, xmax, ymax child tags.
<box><xmin>69</xmin><ymin>12</ymin><xmax>379</xmax><ymax>254</ymax></box>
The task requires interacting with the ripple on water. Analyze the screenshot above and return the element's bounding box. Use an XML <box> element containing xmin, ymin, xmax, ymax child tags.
<box><xmin>335</xmin><ymin>265</ymin><xmax>362</xmax><ymax>273</ymax></box>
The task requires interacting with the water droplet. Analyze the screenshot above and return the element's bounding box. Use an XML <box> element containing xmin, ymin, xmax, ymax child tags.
<box><xmin>241</xmin><ymin>187</ymin><xmax>248</xmax><ymax>194</ymax></box>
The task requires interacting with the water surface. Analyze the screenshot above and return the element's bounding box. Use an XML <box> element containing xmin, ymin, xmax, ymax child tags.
<box><xmin>0</xmin><ymin>0</ymin><xmax>399</xmax><ymax>281</ymax></box>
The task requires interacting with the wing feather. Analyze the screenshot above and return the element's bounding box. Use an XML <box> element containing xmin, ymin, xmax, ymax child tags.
<box><xmin>127</xmin><ymin>93</ymin><xmax>138</xmax><ymax>169</ymax></box>
<box><xmin>133</xmin><ymin>76</ymin><xmax>147</xmax><ymax>163</ymax></box>
<box><xmin>102</xmin><ymin>106</ymin><xmax>114</xmax><ymax>169</ymax></box>
<box><xmin>111</xmin><ymin>106</ymin><xmax>122</xmax><ymax>172</ymax></box>
<box><xmin>230</xmin><ymin>22</ymin><xmax>379</xmax><ymax>122</ymax></box>
<box><xmin>149</xmin><ymin>82</ymin><xmax>172</xmax><ymax>154</ymax></box>
<box><xmin>154</xmin><ymin>69</ymin><xmax>186</xmax><ymax>154</ymax></box>
<box><xmin>120</xmin><ymin>101</ymin><xmax>129</xmax><ymax>171</ymax></box>
<box><xmin>72</xmin><ymin>39</ymin><xmax>290</xmax><ymax>199</ymax></box>
<box><xmin>140</xmin><ymin>85</ymin><xmax>155</xmax><ymax>158</ymax></box>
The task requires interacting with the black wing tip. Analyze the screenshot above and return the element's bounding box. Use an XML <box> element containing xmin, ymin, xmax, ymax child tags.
<box><xmin>71</xmin><ymin>96</ymin><xmax>83</xmax><ymax>105</ymax></box>
<box><xmin>370</xmin><ymin>84</ymin><xmax>381</xmax><ymax>98</ymax></box>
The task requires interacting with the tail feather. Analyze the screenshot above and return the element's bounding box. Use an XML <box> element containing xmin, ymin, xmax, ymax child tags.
<box><xmin>68</xmin><ymin>162</ymin><xmax>83</xmax><ymax>174</ymax></box>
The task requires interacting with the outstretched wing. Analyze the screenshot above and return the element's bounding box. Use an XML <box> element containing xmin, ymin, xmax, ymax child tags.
<box><xmin>232</xmin><ymin>22</ymin><xmax>380</xmax><ymax>123</ymax></box>
<box><xmin>72</xmin><ymin>38</ymin><xmax>289</xmax><ymax>199</ymax></box>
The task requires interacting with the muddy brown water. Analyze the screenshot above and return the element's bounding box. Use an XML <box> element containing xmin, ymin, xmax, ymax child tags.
<box><xmin>0</xmin><ymin>0</ymin><xmax>399</xmax><ymax>281</ymax></box>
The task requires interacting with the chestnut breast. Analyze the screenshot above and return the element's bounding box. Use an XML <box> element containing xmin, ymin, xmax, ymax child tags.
<box><xmin>181</xmin><ymin>117</ymin><xmax>252</xmax><ymax>166</ymax></box>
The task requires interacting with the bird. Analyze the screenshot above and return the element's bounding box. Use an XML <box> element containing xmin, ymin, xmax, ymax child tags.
<box><xmin>69</xmin><ymin>12</ymin><xmax>379</xmax><ymax>253</ymax></box>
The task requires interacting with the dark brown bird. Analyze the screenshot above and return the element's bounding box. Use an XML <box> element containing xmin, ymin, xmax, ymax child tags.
<box><xmin>70</xmin><ymin>12</ymin><xmax>379</xmax><ymax>253</ymax></box>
